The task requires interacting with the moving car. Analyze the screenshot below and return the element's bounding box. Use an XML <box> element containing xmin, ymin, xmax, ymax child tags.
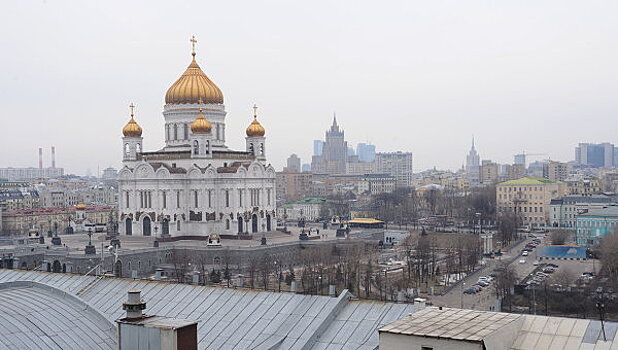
<box><xmin>519</xmin><ymin>259</ymin><xmax>526</xmax><ymax>264</ymax></box>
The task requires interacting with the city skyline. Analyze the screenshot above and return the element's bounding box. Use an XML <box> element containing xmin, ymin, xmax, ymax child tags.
<box><xmin>1</xmin><ymin>1</ymin><xmax>618</xmax><ymax>175</ymax></box>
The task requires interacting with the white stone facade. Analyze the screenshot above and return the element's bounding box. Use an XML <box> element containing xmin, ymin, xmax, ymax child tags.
<box><xmin>118</xmin><ymin>56</ymin><xmax>276</xmax><ymax>237</ymax></box>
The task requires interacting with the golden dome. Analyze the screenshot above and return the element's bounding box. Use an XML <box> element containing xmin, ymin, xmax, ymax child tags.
<box><xmin>75</xmin><ymin>203</ymin><xmax>87</xmax><ymax>210</ymax></box>
<box><xmin>122</xmin><ymin>117</ymin><xmax>142</xmax><ymax>137</ymax></box>
<box><xmin>246</xmin><ymin>104</ymin><xmax>266</xmax><ymax>137</ymax></box>
<box><xmin>191</xmin><ymin>107</ymin><xmax>212</xmax><ymax>134</ymax></box>
<box><xmin>165</xmin><ymin>53</ymin><xmax>223</xmax><ymax>105</ymax></box>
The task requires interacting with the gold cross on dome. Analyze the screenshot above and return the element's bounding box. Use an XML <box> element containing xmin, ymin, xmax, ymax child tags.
<box><xmin>129</xmin><ymin>103</ymin><xmax>135</xmax><ymax>117</ymax></box>
<box><xmin>253</xmin><ymin>104</ymin><xmax>258</xmax><ymax>118</ymax></box>
<box><xmin>190</xmin><ymin>35</ymin><xmax>197</xmax><ymax>56</ymax></box>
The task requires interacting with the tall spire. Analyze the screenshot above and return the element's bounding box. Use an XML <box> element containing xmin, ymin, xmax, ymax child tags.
<box><xmin>333</xmin><ymin>112</ymin><xmax>338</xmax><ymax>127</ymax></box>
<box><xmin>471</xmin><ymin>135</ymin><xmax>475</xmax><ymax>150</ymax></box>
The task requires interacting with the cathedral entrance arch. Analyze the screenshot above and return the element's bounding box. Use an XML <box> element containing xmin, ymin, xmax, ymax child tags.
<box><xmin>266</xmin><ymin>214</ymin><xmax>271</xmax><ymax>231</ymax></box>
<box><xmin>125</xmin><ymin>218</ymin><xmax>132</xmax><ymax>235</ymax></box>
<box><xmin>162</xmin><ymin>219</ymin><xmax>169</xmax><ymax>236</ymax></box>
<box><xmin>238</xmin><ymin>218</ymin><xmax>243</xmax><ymax>234</ymax></box>
<box><xmin>52</xmin><ymin>260</ymin><xmax>61</xmax><ymax>273</ymax></box>
<box><xmin>252</xmin><ymin>214</ymin><xmax>258</xmax><ymax>233</ymax></box>
<box><xmin>143</xmin><ymin>216</ymin><xmax>151</xmax><ymax>236</ymax></box>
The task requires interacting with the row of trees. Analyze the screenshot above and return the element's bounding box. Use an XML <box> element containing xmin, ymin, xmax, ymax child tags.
<box><xmin>165</xmin><ymin>234</ymin><xmax>485</xmax><ymax>302</ymax></box>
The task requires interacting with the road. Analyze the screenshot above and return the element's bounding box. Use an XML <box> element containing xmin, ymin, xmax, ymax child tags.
<box><xmin>430</xmin><ymin>237</ymin><xmax>536</xmax><ymax>311</ymax></box>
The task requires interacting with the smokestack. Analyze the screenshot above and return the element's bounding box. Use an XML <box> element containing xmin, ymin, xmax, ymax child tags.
<box><xmin>123</xmin><ymin>290</ymin><xmax>146</xmax><ymax>319</ymax></box>
<box><xmin>51</xmin><ymin>146</ymin><xmax>56</xmax><ymax>168</ymax></box>
<box><xmin>38</xmin><ymin>148</ymin><xmax>43</xmax><ymax>169</ymax></box>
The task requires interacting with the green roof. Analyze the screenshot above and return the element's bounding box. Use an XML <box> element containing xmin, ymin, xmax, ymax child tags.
<box><xmin>499</xmin><ymin>177</ymin><xmax>555</xmax><ymax>185</ymax></box>
<box><xmin>295</xmin><ymin>197</ymin><xmax>327</xmax><ymax>204</ymax></box>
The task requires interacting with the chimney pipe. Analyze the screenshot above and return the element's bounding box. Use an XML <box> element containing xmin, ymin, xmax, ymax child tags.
<box><xmin>290</xmin><ymin>281</ymin><xmax>297</xmax><ymax>293</ymax></box>
<box><xmin>328</xmin><ymin>284</ymin><xmax>336</xmax><ymax>297</ymax></box>
<box><xmin>122</xmin><ymin>289</ymin><xmax>146</xmax><ymax>319</ymax></box>
<box><xmin>38</xmin><ymin>148</ymin><xmax>43</xmax><ymax>169</ymax></box>
<box><xmin>51</xmin><ymin>146</ymin><xmax>56</xmax><ymax>168</ymax></box>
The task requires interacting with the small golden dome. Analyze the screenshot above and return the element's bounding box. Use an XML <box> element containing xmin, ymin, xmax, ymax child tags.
<box><xmin>246</xmin><ymin>104</ymin><xmax>266</xmax><ymax>137</ymax></box>
<box><xmin>165</xmin><ymin>53</ymin><xmax>223</xmax><ymax>105</ymax></box>
<box><xmin>122</xmin><ymin>117</ymin><xmax>142</xmax><ymax>137</ymax></box>
<box><xmin>75</xmin><ymin>203</ymin><xmax>87</xmax><ymax>210</ymax></box>
<box><xmin>191</xmin><ymin>108</ymin><xmax>212</xmax><ymax>134</ymax></box>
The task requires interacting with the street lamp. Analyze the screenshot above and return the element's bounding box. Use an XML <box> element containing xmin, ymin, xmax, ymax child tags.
<box><xmin>461</xmin><ymin>282</ymin><xmax>466</xmax><ymax>309</ymax></box>
<box><xmin>595</xmin><ymin>288</ymin><xmax>607</xmax><ymax>341</ymax></box>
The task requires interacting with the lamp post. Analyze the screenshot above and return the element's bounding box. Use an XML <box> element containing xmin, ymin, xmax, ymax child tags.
<box><xmin>461</xmin><ymin>282</ymin><xmax>466</xmax><ymax>309</ymax></box>
<box><xmin>595</xmin><ymin>288</ymin><xmax>607</xmax><ymax>342</ymax></box>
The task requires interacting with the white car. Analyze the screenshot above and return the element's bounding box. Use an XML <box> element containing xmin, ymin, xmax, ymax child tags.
<box><xmin>519</xmin><ymin>259</ymin><xmax>526</xmax><ymax>264</ymax></box>
<box><xmin>522</xmin><ymin>251</ymin><xmax>529</xmax><ymax>256</ymax></box>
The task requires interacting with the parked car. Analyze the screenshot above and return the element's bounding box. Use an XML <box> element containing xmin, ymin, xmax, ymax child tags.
<box><xmin>522</xmin><ymin>251</ymin><xmax>529</xmax><ymax>256</ymax></box>
<box><xmin>533</xmin><ymin>260</ymin><xmax>540</xmax><ymax>266</ymax></box>
<box><xmin>519</xmin><ymin>259</ymin><xmax>526</xmax><ymax>264</ymax></box>
<box><xmin>464</xmin><ymin>288</ymin><xmax>477</xmax><ymax>294</ymax></box>
<box><xmin>546</xmin><ymin>263</ymin><xmax>559</xmax><ymax>268</ymax></box>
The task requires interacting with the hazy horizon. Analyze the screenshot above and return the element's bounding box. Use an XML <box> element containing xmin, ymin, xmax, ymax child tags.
<box><xmin>1</xmin><ymin>1</ymin><xmax>617</xmax><ymax>175</ymax></box>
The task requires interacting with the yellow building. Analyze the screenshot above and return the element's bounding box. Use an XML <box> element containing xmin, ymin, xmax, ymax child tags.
<box><xmin>1</xmin><ymin>205</ymin><xmax>115</xmax><ymax>235</ymax></box>
<box><xmin>496</xmin><ymin>177</ymin><xmax>566</xmax><ymax>227</ymax></box>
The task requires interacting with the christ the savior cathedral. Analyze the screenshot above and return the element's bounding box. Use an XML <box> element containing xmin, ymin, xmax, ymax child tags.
<box><xmin>118</xmin><ymin>38</ymin><xmax>276</xmax><ymax>237</ymax></box>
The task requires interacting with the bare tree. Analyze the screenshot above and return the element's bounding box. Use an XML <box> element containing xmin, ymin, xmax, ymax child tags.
<box><xmin>259</xmin><ymin>251</ymin><xmax>272</xmax><ymax>290</ymax></box>
<box><xmin>550</xmin><ymin>229</ymin><xmax>571</xmax><ymax>245</ymax></box>
<box><xmin>601</xmin><ymin>231</ymin><xmax>618</xmax><ymax>279</ymax></box>
<box><xmin>493</xmin><ymin>262</ymin><xmax>518</xmax><ymax>311</ymax></box>
<box><xmin>169</xmin><ymin>249</ymin><xmax>191</xmax><ymax>283</ymax></box>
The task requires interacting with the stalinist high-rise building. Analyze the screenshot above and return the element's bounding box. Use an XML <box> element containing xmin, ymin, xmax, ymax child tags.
<box><xmin>311</xmin><ymin>117</ymin><xmax>348</xmax><ymax>174</ymax></box>
<box><xmin>117</xmin><ymin>37</ymin><xmax>276</xmax><ymax>237</ymax></box>
<box><xmin>465</xmin><ymin>136</ymin><xmax>481</xmax><ymax>182</ymax></box>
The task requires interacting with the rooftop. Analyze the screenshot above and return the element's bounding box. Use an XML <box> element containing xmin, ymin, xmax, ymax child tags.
<box><xmin>0</xmin><ymin>280</ymin><xmax>116</xmax><ymax>349</ymax></box>
<box><xmin>499</xmin><ymin>177</ymin><xmax>555</xmax><ymax>185</ymax></box>
<box><xmin>380</xmin><ymin>307</ymin><xmax>521</xmax><ymax>342</ymax></box>
<box><xmin>579</xmin><ymin>205</ymin><xmax>618</xmax><ymax>218</ymax></box>
<box><xmin>0</xmin><ymin>270</ymin><xmax>419</xmax><ymax>350</ymax></box>
<box><xmin>380</xmin><ymin>307</ymin><xmax>618</xmax><ymax>349</ymax></box>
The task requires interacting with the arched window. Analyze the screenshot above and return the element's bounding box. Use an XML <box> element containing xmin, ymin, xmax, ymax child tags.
<box><xmin>226</xmin><ymin>219</ymin><xmax>230</xmax><ymax>230</ymax></box>
<box><xmin>136</xmin><ymin>143</ymin><xmax>141</xmax><ymax>153</ymax></box>
<box><xmin>205</xmin><ymin>141</ymin><xmax>210</xmax><ymax>154</ymax></box>
<box><xmin>173</xmin><ymin>124</ymin><xmax>178</xmax><ymax>140</ymax></box>
<box><xmin>193</xmin><ymin>140</ymin><xmax>199</xmax><ymax>155</ymax></box>
<box><xmin>125</xmin><ymin>144</ymin><xmax>130</xmax><ymax>155</ymax></box>
<box><xmin>259</xmin><ymin>143</ymin><xmax>264</xmax><ymax>156</ymax></box>
<box><xmin>249</xmin><ymin>143</ymin><xmax>254</xmax><ymax>155</ymax></box>
<box><xmin>184</xmin><ymin>124</ymin><xmax>189</xmax><ymax>139</ymax></box>
<box><xmin>177</xmin><ymin>220</ymin><xmax>181</xmax><ymax>231</ymax></box>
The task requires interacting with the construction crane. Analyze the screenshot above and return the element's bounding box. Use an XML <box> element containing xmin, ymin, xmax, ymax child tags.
<box><xmin>513</xmin><ymin>151</ymin><xmax>548</xmax><ymax>166</ymax></box>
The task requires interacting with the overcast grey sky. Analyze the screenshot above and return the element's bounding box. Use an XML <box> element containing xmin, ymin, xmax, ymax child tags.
<box><xmin>1</xmin><ymin>1</ymin><xmax>617</xmax><ymax>175</ymax></box>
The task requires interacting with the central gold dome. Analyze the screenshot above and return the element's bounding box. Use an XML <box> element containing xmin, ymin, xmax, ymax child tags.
<box><xmin>165</xmin><ymin>53</ymin><xmax>224</xmax><ymax>105</ymax></box>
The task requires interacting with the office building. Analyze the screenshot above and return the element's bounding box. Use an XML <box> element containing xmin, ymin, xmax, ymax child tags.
<box><xmin>375</xmin><ymin>152</ymin><xmax>413</xmax><ymax>187</ymax></box>
<box><xmin>575</xmin><ymin>142</ymin><xmax>615</xmax><ymax>168</ymax></box>
<box><xmin>356</xmin><ymin>143</ymin><xmax>376</xmax><ymax>162</ymax></box>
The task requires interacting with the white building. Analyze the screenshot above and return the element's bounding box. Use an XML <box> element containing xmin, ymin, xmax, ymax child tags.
<box><xmin>375</xmin><ymin>152</ymin><xmax>413</xmax><ymax>187</ymax></box>
<box><xmin>118</xmin><ymin>41</ymin><xmax>276</xmax><ymax>237</ymax></box>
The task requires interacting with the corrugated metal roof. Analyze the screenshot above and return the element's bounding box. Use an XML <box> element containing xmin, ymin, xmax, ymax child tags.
<box><xmin>0</xmin><ymin>280</ymin><xmax>116</xmax><ymax>350</ymax></box>
<box><xmin>0</xmin><ymin>270</ymin><xmax>417</xmax><ymax>350</ymax></box>
<box><xmin>380</xmin><ymin>307</ymin><xmax>520</xmax><ymax>342</ymax></box>
<box><xmin>380</xmin><ymin>307</ymin><xmax>618</xmax><ymax>350</ymax></box>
